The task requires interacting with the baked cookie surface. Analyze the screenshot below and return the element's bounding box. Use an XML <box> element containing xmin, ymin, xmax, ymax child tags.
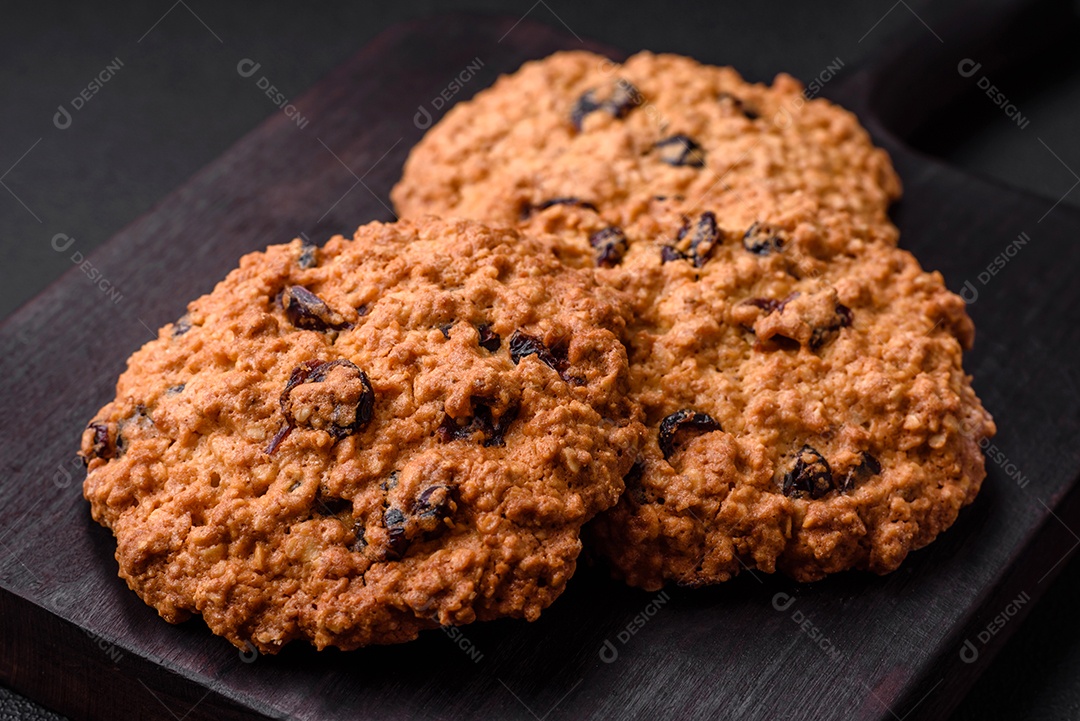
<box><xmin>585</xmin><ymin>220</ymin><xmax>996</xmax><ymax>587</ymax></box>
<box><xmin>81</xmin><ymin>218</ymin><xmax>643</xmax><ymax>652</ymax></box>
<box><xmin>392</xmin><ymin>51</ymin><xmax>995</xmax><ymax>588</ymax></box>
<box><xmin>391</xmin><ymin>50</ymin><xmax>903</xmax><ymax>266</ymax></box>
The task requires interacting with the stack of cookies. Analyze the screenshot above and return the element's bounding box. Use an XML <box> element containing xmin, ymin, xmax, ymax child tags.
<box><xmin>81</xmin><ymin>51</ymin><xmax>995</xmax><ymax>654</ymax></box>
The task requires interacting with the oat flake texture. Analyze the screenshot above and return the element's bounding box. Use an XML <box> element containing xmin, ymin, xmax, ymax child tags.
<box><xmin>81</xmin><ymin>218</ymin><xmax>644</xmax><ymax>652</ymax></box>
<box><xmin>392</xmin><ymin>50</ymin><xmax>996</xmax><ymax>588</ymax></box>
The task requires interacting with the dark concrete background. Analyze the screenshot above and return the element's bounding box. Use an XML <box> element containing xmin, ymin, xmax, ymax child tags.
<box><xmin>1</xmin><ymin>1</ymin><xmax>1078</xmax><ymax>719</ymax></box>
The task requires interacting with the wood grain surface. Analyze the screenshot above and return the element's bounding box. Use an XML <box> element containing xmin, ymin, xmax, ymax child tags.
<box><xmin>2</xmin><ymin>5</ymin><xmax>1079</xmax><ymax>720</ymax></box>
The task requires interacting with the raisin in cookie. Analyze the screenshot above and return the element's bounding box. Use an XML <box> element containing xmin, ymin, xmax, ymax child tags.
<box><xmin>391</xmin><ymin>50</ymin><xmax>902</xmax><ymax>267</ymax></box>
<box><xmin>583</xmin><ymin>203</ymin><xmax>995</xmax><ymax>587</ymax></box>
<box><xmin>81</xmin><ymin>218</ymin><xmax>643</xmax><ymax>652</ymax></box>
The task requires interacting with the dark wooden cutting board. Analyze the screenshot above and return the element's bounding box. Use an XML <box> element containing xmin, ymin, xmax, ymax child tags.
<box><xmin>3</xmin><ymin>3</ymin><xmax>1080</xmax><ymax>720</ymax></box>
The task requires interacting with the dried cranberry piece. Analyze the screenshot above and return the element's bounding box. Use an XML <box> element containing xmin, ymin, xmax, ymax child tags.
<box><xmin>383</xmin><ymin>507</ymin><xmax>409</xmax><ymax>560</ymax></box>
<box><xmin>509</xmin><ymin>330</ymin><xmax>561</xmax><ymax>371</ymax></box>
<box><xmin>508</xmin><ymin>330</ymin><xmax>582</xmax><ymax>384</ymax></box>
<box><xmin>677</xmin><ymin>212</ymin><xmax>721</xmax><ymax>268</ymax></box>
<box><xmin>743</xmin><ymin>222</ymin><xmax>785</xmax><ymax>255</ymax></box>
<box><xmin>298</xmin><ymin>243</ymin><xmax>318</xmax><ymax>269</ymax></box>
<box><xmin>409</xmin><ymin>486</ymin><xmax>451</xmax><ymax>527</ymax></box>
<box><xmin>268</xmin><ymin>359</ymin><xmax>374</xmax><ymax>453</ymax></box>
<box><xmin>437</xmin><ymin>413</ymin><xmax>469</xmax><ymax>443</ymax></box>
<box><xmin>415</xmin><ymin>485</ymin><xmax>453</xmax><ymax>519</ymax></box>
<box><xmin>658</xmin><ymin>410</ymin><xmax>722</xmax><ymax>460</ymax></box>
<box><xmin>281</xmin><ymin>360</ymin><xmax>374</xmax><ymax>437</ymax></box>
<box><xmin>570</xmin><ymin>78</ymin><xmax>643</xmax><ymax>130</ymax></box>
<box><xmin>742</xmin><ymin>297</ymin><xmax>782</xmax><ymax>314</ymax></box>
<box><xmin>90</xmin><ymin>423</ymin><xmax>112</xmax><ymax>456</ymax></box>
<box><xmin>571</xmin><ymin>90</ymin><xmax>602</xmax><ymax>131</ymax></box>
<box><xmin>82</xmin><ymin>423</ymin><xmax>116</xmax><ymax>465</ymax></box>
<box><xmin>281</xmin><ymin>286</ymin><xmax>350</xmax><ymax>332</ymax></box>
<box><xmin>589</xmin><ymin>226</ymin><xmax>628</xmax><ymax>268</ymax></box>
<box><xmin>655</xmin><ymin>135</ymin><xmax>706</xmax><ymax>167</ymax></box>
<box><xmin>314</xmin><ymin>492</ymin><xmax>351</xmax><ymax>517</ymax></box>
<box><xmin>521</xmin><ymin>197</ymin><xmax>599</xmax><ymax>219</ymax></box>
<box><xmin>476</xmin><ymin>323</ymin><xmax>501</xmax><ymax>352</ymax></box>
<box><xmin>809</xmin><ymin>303</ymin><xmax>853</xmax><ymax>349</ymax></box>
<box><xmin>381</xmin><ymin>470</ymin><xmax>400</xmax><ymax>492</ymax></box>
<box><xmin>783</xmin><ymin>445</ymin><xmax>834</xmax><ymax>499</ymax></box>
<box><xmin>375</xmin><ymin>486</ymin><xmax>459</xmax><ymax>559</ymax></box>
<box><xmin>839</xmin><ymin>452</ymin><xmax>881</xmax><ymax>493</ymax></box>
<box><xmin>741</xmin><ymin>292</ymin><xmax>800</xmax><ymax>316</ymax></box>
<box><xmin>172</xmin><ymin>315</ymin><xmax>192</xmax><ymax>337</ymax></box>
<box><xmin>438</xmin><ymin>397</ymin><xmax>519</xmax><ymax>447</ymax></box>
<box><xmin>660</xmin><ymin>245</ymin><xmax>686</xmax><ymax>264</ymax></box>
<box><xmin>411</xmin><ymin>485</ymin><xmax>458</xmax><ymax>538</ymax></box>
<box><xmin>438</xmin><ymin>413</ymin><xmax>467</xmax><ymax>444</ymax></box>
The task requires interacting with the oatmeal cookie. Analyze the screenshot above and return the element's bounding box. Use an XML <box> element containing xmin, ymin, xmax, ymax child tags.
<box><xmin>392</xmin><ymin>50</ymin><xmax>993</xmax><ymax>588</ymax></box>
<box><xmin>81</xmin><ymin>218</ymin><xmax>643</xmax><ymax>652</ymax></box>
<box><xmin>391</xmin><ymin>50</ymin><xmax>902</xmax><ymax>267</ymax></box>
<box><xmin>584</xmin><ymin>209</ymin><xmax>995</xmax><ymax>587</ymax></box>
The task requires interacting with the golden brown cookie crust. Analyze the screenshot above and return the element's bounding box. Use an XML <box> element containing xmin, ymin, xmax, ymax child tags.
<box><xmin>392</xmin><ymin>51</ymin><xmax>994</xmax><ymax>588</ymax></box>
<box><xmin>391</xmin><ymin>49</ymin><xmax>902</xmax><ymax>263</ymax></box>
<box><xmin>586</xmin><ymin>228</ymin><xmax>995</xmax><ymax>587</ymax></box>
<box><xmin>81</xmin><ymin>218</ymin><xmax>643</xmax><ymax>652</ymax></box>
